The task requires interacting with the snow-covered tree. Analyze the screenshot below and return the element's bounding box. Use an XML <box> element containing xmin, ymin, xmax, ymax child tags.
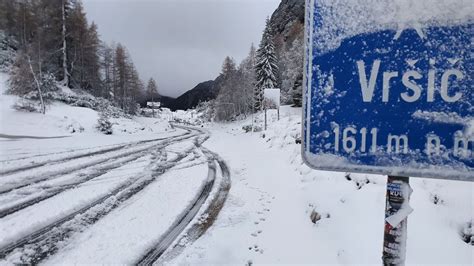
<box><xmin>255</xmin><ymin>18</ymin><xmax>279</xmax><ymax>111</ymax></box>
<box><xmin>281</xmin><ymin>38</ymin><xmax>304</xmax><ymax>106</ymax></box>
<box><xmin>238</xmin><ymin>44</ymin><xmax>257</xmax><ymax>115</ymax></box>
<box><xmin>215</xmin><ymin>56</ymin><xmax>237</xmax><ymax>121</ymax></box>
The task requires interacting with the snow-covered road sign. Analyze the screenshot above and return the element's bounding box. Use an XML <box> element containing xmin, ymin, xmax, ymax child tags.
<box><xmin>302</xmin><ymin>0</ymin><xmax>473</xmax><ymax>181</ymax></box>
<box><xmin>263</xmin><ymin>88</ymin><xmax>281</xmax><ymax>109</ymax></box>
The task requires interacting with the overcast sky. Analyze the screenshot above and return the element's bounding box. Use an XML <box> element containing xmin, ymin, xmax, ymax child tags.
<box><xmin>82</xmin><ymin>0</ymin><xmax>280</xmax><ymax>97</ymax></box>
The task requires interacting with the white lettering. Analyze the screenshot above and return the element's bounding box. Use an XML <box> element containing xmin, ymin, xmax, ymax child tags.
<box><xmin>382</xmin><ymin>72</ymin><xmax>398</xmax><ymax>102</ymax></box>
<box><xmin>343</xmin><ymin>127</ymin><xmax>357</xmax><ymax>153</ymax></box>
<box><xmin>441</xmin><ymin>69</ymin><xmax>463</xmax><ymax>102</ymax></box>
<box><xmin>387</xmin><ymin>134</ymin><xmax>409</xmax><ymax>154</ymax></box>
<box><xmin>401</xmin><ymin>70</ymin><xmax>422</xmax><ymax>102</ymax></box>
<box><xmin>357</xmin><ymin>60</ymin><xmax>381</xmax><ymax>102</ymax></box>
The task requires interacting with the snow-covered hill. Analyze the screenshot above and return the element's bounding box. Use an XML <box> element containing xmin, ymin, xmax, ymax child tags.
<box><xmin>0</xmin><ymin>72</ymin><xmax>171</xmax><ymax>138</ymax></box>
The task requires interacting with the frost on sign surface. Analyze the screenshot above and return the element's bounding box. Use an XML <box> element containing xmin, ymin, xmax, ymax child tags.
<box><xmin>303</xmin><ymin>0</ymin><xmax>473</xmax><ymax>180</ymax></box>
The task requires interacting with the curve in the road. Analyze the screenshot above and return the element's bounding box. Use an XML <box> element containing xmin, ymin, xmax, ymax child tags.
<box><xmin>136</xmin><ymin>126</ymin><xmax>231</xmax><ymax>265</ymax></box>
<box><xmin>0</xmin><ymin>125</ymin><xmax>231</xmax><ymax>266</ymax></box>
<box><xmin>0</xmin><ymin>130</ymin><xmax>201</xmax><ymax>264</ymax></box>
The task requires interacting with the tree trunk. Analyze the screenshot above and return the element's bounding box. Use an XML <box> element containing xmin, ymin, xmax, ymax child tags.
<box><xmin>27</xmin><ymin>55</ymin><xmax>45</xmax><ymax>115</ymax></box>
<box><xmin>60</xmin><ymin>0</ymin><xmax>69</xmax><ymax>86</ymax></box>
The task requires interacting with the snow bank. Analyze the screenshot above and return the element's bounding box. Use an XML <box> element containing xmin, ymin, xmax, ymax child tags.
<box><xmin>0</xmin><ymin>72</ymin><xmax>172</xmax><ymax>138</ymax></box>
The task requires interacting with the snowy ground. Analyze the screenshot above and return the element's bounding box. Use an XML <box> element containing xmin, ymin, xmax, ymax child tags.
<box><xmin>1</xmin><ymin>70</ymin><xmax>472</xmax><ymax>264</ymax></box>
<box><xmin>170</xmin><ymin>106</ymin><xmax>474</xmax><ymax>265</ymax></box>
<box><xmin>0</xmin><ymin>72</ymin><xmax>229</xmax><ymax>264</ymax></box>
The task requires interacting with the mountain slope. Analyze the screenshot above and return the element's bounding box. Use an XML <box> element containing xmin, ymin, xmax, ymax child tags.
<box><xmin>161</xmin><ymin>77</ymin><xmax>223</xmax><ymax>111</ymax></box>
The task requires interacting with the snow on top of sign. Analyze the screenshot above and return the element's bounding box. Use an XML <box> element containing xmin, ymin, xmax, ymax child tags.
<box><xmin>312</xmin><ymin>0</ymin><xmax>474</xmax><ymax>55</ymax></box>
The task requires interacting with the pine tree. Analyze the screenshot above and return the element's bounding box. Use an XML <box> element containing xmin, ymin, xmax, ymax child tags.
<box><xmin>100</xmin><ymin>43</ymin><xmax>115</xmax><ymax>99</ymax></box>
<box><xmin>114</xmin><ymin>43</ymin><xmax>127</xmax><ymax>109</ymax></box>
<box><xmin>254</xmin><ymin>18</ymin><xmax>279</xmax><ymax>112</ymax></box>
<box><xmin>83</xmin><ymin>22</ymin><xmax>101</xmax><ymax>92</ymax></box>
<box><xmin>221</xmin><ymin>56</ymin><xmax>236</xmax><ymax>78</ymax></box>
<box><xmin>281</xmin><ymin>38</ymin><xmax>304</xmax><ymax>107</ymax></box>
<box><xmin>239</xmin><ymin>43</ymin><xmax>257</xmax><ymax>115</ymax></box>
<box><xmin>215</xmin><ymin>56</ymin><xmax>237</xmax><ymax>121</ymax></box>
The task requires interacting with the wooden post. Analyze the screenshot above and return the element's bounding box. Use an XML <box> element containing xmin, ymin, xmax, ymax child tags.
<box><xmin>264</xmin><ymin>107</ymin><xmax>267</xmax><ymax>131</ymax></box>
<box><xmin>382</xmin><ymin>176</ymin><xmax>412</xmax><ymax>266</ymax></box>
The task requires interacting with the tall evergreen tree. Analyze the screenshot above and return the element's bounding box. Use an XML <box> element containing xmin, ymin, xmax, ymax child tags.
<box><xmin>221</xmin><ymin>56</ymin><xmax>236</xmax><ymax>77</ymax></box>
<box><xmin>215</xmin><ymin>56</ymin><xmax>237</xmax><ymax>121</ymax></box>
<box><xmin>238</xmin><ymin>43</ymin><xmax>257</xmax><ymax>115</ymax></box>
<box><xmin>254</xmin><ymin>18</ymin><xmax>278</xmax><ymax>111</ymax></box>
<box><xmin>100</xmin><ymin>42</ymin><xmax>115</xmax><ymax>99</ymax></box>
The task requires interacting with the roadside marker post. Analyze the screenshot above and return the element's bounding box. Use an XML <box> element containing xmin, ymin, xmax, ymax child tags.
<box><xmin>302</xmin><ymin>0</ymin><xmax>473</xmax><ymax>264</ymax></box>
<box><xmin>263</xmin><ymin>88</ymin><xmax>281</xmax><ymax>131</ymax></box>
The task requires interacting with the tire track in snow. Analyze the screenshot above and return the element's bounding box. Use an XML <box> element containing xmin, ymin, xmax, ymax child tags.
<box><xmin>0</xmin><ymin>152</ymin><xmax>150</xmax><ymax>218</ymax></box>
<box><xmin>0</xmin><ymin>129</ymin><xmax>202</xmax><ymax>263</ymax></box>
<box><xmin>0</xmin><ymin>129</ymin><xmax>188</xmax><ymax>176</ymax></box>
<box><xmin>0</xmin><ymin>130</ymin><xmax>194</xmax><ymax>195</ymax></box>
<box><xmin>137</xmin><ymin>126</ymin><xmax>231</xmax><ymax>265</ymax></box>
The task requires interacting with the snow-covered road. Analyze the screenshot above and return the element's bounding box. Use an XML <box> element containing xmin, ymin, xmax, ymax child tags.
<box><xmin>0</xmin><ymin>125</ymin><xmax>231</xmax><ymax>264</ymax></box>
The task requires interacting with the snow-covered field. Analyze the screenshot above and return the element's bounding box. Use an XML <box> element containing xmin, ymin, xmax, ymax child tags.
<box><xmin>0</xmin><ymin>72</ymin><xmax>228</xmax><ymax>264</ymax></box>
<box><xmin>171</xmin><ymin>106</ymin><xmax>474</xmax><ymax>265</ymax></box>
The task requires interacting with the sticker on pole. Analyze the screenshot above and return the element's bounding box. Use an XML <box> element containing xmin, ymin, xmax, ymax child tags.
<box><xmin>302</xmin><ymin>0</ymin><xmax>473</xmax><ymax>181</ymax></box>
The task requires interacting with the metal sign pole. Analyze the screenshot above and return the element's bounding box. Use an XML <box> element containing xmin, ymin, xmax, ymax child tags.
<box><xmin>382</xmin><ymin>176</ymin><xmax>413</xmax><ymax>266</ymax></box>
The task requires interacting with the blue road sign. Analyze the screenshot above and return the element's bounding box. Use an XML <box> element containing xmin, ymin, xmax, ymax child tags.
<box><xmin>302</xmin><ymin>0</ymin><xmax>473</xmax><ymax>181</ymax></box>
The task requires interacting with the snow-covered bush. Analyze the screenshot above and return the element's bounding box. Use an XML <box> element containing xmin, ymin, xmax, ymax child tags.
<box><xmin>45</xmin><ymin>89</ymin><xmax>127</xmax><ymax>119</ymax></box>
<box><xmin>195</xmin><ymin>101</ymin><xmax>215</xmax><ymax>122</ymax></box>
<box><xmin>460</xmin><ymin>221</ymin><xmax>474</xmax><ymax>245</ymax></box>
<box><xmin>242</xmin><ymin>124</ymin><xmax>262</xmax><ymax>133</ymax></box>
<box><xmin>96</xmin><ymin>115</ymin><xmax>113</xmax><ymax>135</ymax></box>
<box><xmin>66</xmin><ymin>121</ymin><xmax>85</xmax><ymax>134</ymax></box>
<box><xmin>12</xmin><ymin>98</ymin><xmax>39</xmax><ymax>112</ymax></box>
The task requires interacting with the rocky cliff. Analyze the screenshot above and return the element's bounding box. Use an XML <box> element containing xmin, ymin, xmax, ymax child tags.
<box><xmin>270</xmin><ymin>0</ymin><xmax>305</xmax><ymax>106</ymax></box>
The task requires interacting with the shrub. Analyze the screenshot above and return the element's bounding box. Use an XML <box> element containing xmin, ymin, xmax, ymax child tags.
<box><xmin>12</xmin><ymin>98</ymin><xmax>39</xmax><ymax>112</ymax></box>
<box><xmin>242</xmin><ymin>124</ymin><xmax>262</xmax><ymax>133</ymax></box>
<box><xmin>96</xmin><ymin>115</ymin><xmax>113</xmax><ymax>135</ymax></box>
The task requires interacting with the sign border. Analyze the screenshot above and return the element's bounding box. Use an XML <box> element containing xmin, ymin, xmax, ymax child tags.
<box><xmin>301</xmin><ymin>0</ymin><xmax>473</xmax><ymax>181</ymax></box>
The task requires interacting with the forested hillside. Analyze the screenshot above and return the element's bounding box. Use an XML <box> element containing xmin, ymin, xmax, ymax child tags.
<box><xmin>0</xmin><ymin>0</ymin><xmax>306</xmax><ymax>120</ymax></box>
<box><xmin>0</xmin><ymin>0</ymin><xmax>150</xmax><ymax>115</ymax></box>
